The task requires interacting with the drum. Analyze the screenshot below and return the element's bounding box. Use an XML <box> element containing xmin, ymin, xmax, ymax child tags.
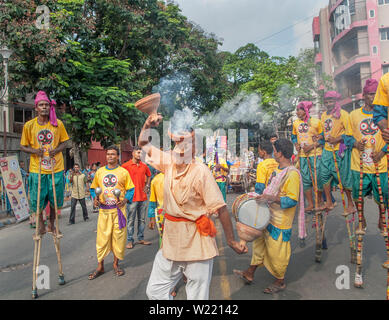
<box><xmin>232</xmin><ymin>193</ymin><xmax>271</xmax><ymax>243</ymax></box>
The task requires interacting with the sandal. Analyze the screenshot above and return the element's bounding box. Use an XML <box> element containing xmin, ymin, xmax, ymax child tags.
<box><xmin>113</xmin><ymin>266</ymin><xmax>125</xmax><ymax>277</ymax></box>
<box><xmin>263</xmin><ymin>283</ymin><xmax>286</xmax><ymax>294</ymax></box>
<box><xmin>233</xmin><ymin>269</ymin><xmax>253</xmax><ymax>285</ymax></box>
<box><xmin>88</xmin><ymin>269</ymin><xmax>104</xmax><ymax>280</ymax></box>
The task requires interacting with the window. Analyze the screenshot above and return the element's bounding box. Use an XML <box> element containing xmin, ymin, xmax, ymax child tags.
<box><xmin>373</xmin><ymin>46</ymin><xmax>378</xmax><ymax>54</ymax></box>
<box><xmin>380</xmin><ymin>28</ymin><xmax>389</xmax><ymax>41</ymax></box>
<box><xmin>384</xmin><ymin>65</ymin><xmax>389</xmax><ymax>74</ymax></box>
<box><xmin>349</xmin><ymin>0</ymin><xmax>356</xmax><ymax>14</ymax></box>
<box><xmin>13</xmin><ymin>108</ymin><xmax>33</xmax><ymax>123</ymax></box>
<box><xmin>370</xmin><ymin>10</ymin><xmax>375</xmax><ymax>18</ymax></box>
<box><xmin>378</xmin><ymin>0</ymin><xmax>389</xmax><ymax>5</ymax></box>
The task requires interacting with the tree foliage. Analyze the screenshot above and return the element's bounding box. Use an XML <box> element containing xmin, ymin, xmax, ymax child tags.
<box><xmin>1</xmin><ymin>0</ymin><xmax>228</xmax><ymax>148</ymax></box>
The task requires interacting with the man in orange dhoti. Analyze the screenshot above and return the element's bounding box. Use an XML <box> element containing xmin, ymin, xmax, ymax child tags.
<box><xmin>138</xmin><ymin>114</ymin><xmax>247</xmax><ymax>300</ymax></box>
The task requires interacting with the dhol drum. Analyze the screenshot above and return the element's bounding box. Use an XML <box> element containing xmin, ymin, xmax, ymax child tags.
<box><xmin>232</xmin><ymin>193</ymin><xmax>271</xmax><ymax>245</ymax></box>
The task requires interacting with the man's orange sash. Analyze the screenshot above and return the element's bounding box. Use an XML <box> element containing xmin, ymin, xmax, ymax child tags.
<box><xmin>164</xmin><ymin>213</ymin><xmax>217</xmax><ymax>238</ymax></box>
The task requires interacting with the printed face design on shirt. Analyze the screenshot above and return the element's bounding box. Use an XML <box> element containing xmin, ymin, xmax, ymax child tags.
<box><xmin>362</xmin><ymin>148</ymin><xmax>374</xmax><ymax>165</ymax></box>
<box><xmin>359</xmin><ymin>119</ymin><xmax>378</xmax><ymax>136</ymax></box>
<box><xmin>324</xmin><ymin>119</ymin><xmax>333</xmax><ymax>133</ymax></box>
<box><xmin>37</xmin><ymin>129</ymin><xmax>54</xmax><ymax>146</ymax></box>
<box><xmin>298</xmin><ymin>123</ymin><xmax>309</xmax><ymax>134</ymax></box>
<box><xmin>41</xmin><ymin>157</ymin><xmax>55</xmax><ymax>170</ymax></box>
<box><xmin>102</xmin><ymin>174</ymin><xmax>118</xmax><ymax>188</ymax></box>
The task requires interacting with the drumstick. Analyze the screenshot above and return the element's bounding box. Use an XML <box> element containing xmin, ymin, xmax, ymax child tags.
<box><xmin>331</xmin><ymin>145</ymin><xmax>357</xmax><ymax>264</ymax></box>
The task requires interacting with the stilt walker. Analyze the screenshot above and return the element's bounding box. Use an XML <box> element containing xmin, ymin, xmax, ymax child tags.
<box><xmin>354</xmin><ymin>140</ymin><xmax>366</xmax><ymax>288</ymax></box>
<box><xmin>332</xmin><ymin>146</ymin><xmax>357</xmax><ymax>264</ymax></box>
<box><xmin>20</xmin><ymin>90</ymin><xmax>70</xmax><ymax>299</ymax></box>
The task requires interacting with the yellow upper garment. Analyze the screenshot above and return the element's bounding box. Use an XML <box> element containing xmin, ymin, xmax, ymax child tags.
<box><xmin>292</xmin><ymin>118</ymin><xmax>323</xmax><ymax>157</ymax></box>
<box><xmin>150</xmin><ymin>172</ymin><xmax>164</xmax><ymax>208</ymax></box>
<box><xmin>208</xmin><ymin>158</ymin><xmax>229</xmax><ymax>183</ymax></box>
<box><xmin>90</xmin><ymin>166</ymin><xmax>134</xmax><ymax>215</ymax></box>
<box><xmin>321</xmin><ymin>109</ymin><xmax>352</xmax><ymax>151</ymax></box>
<box><xmin>269</xmin><ymin>168</ymin><xmax>300</xmax><ymax>230</ymax></box>
<box><xmin>20</xmin><ymin>118</ymin><xmax>69</xmax><ymax>174</ymax></box>
<box><xmin>256</xmin><ymin>158</ymin><xmax>278</xmax><ymax>186</ymax></box>
<box><xmin>373</xmin><ymin>73</ymin><xmax>389</xmax><ymax>107</ymax></box>
<box><xmin>349</xmin><ymin>107</ymin><xmax>387</xmax><ymax>173</ymax></box>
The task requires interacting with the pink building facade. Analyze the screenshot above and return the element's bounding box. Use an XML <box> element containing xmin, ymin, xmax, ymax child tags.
<box><xmin>313</xmin><ymin>0</ymin><xmax>389</xmax><ymax>111</ymax></box>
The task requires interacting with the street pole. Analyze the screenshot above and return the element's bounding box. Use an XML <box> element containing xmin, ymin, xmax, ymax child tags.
<box><xmin>0</xmin><ymin>46</ymin><xmax>13</xmax><ymax>156</ymax></box>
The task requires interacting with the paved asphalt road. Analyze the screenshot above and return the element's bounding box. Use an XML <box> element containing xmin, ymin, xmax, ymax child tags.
<box><xmin>0</xmin><ymin>192</ymin><xmax>388</xmax><ymax>300</ymax></box>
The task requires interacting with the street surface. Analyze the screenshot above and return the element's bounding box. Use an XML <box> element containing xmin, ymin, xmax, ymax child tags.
<box><xmin>0</xmin><ymin>192</ymin><xmax>388</xmax><ymax>300</ymax></box>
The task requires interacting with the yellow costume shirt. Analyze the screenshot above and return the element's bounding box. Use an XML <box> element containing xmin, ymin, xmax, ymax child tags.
<box><xmin>373</xmin><ymin>73</ymin><xmax>389</xmax><ymax>107</ymax></box>
<box><xmin>256</xmin><ymin>158</ymin><xmax>278</xmax><ymax>186</ymax></box>
<box><xmin>20</xmin><ymin>118</ymin><xmax>69</xmax><ymax>174</ymax></box>
<box><xmin>269</xmin><ymin>168</ymin><xmax>300</xmax><ymax>230</ymax></box>
<box><xmin>350</xmin><ymin>107</ymin><xmax>387</xmax><ymax>173</ymax></box>
<box><xmin>150</xmin><ymin>172</ymin><xmax>164</xmax><ymax>208</ymax></box>
<box><xmin>292</xmin><ymin>118</ymin><xmax>323</xmax><ymax>157</ymax></box>
<box><xmin>208</xmin><ymin>158</ymin><xmax>228</xmax><ymax>183</ymax></box>
<box><xmin>90</xmin><ymin>166</ymin><xmax>134</xmax><ymax>214</ymax></box>
<box><xmin>321</xmin><ymin>109</ymin><xmax>352</xmax><ymax>152</ymax></box>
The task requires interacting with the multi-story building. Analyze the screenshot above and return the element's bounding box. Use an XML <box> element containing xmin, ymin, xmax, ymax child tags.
<box><xmin>313</xmin><ymin>0</ymin><xmax>389</xmax><ymax>111</ymax></box>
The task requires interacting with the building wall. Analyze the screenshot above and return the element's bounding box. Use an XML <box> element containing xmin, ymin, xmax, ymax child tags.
<box><xmin>378</xmin><ymin>3</ymin><xmax>389</xmax><ymax>64</ymax></box>
<box><xmin>314</xmin><ymin>0</ymin><xmax>388</xmax><ymax>108</ymax></box>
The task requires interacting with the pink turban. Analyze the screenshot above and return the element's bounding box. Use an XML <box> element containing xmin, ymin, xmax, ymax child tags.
<box><xmin>363</xmin><ymin>78</ymin><xmax>378</xmax><ymax>95</ymax></box>
<box><xmin>324</xmin><ymin>91</ymin><xmax>341</xmax><ymax>119</ymax></box>
<box><xmin>297</xmin><ymin>101</ymin><xmax>313</xmax><ymax>123</ymax></box>
<box><xmin>35</xmin><ymin>91</ymin><xmax>58</xmax><ymax>127</ymax></box>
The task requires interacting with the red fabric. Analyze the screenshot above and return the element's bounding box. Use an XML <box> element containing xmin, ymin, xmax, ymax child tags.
<box><xmin>121</xmin><ymin>160</ymin><xmax>151</xmax><ymax>202</ymax></box>
<box><xmin>164</xmin><ymin>213</ymin><xmax>217</xmax><ymax>238</ymax></box>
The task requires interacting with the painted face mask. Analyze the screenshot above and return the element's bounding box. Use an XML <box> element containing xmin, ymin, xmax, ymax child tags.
<box><xmin>37</xmin><ymin>129</ymin><xmax>54</xmax><ymax>146</ymax></box>
<box><xmin>359</xmin><ymin>119</ymin><xmax>379</xmax><ymax>136</ymax></box>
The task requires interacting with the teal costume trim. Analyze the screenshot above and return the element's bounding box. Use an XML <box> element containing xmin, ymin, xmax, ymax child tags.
<box><xmin>125</xmin><ymin>188</ymin><xmax>134</xmax><ymax>203</ymax></box>
<box><xmin>280</xmin><ymin>196</ymin><xmax>297</xmax><ymax>209</ymax></box>
<box><xmin>217</xmin><ymin>181</ymin><xmax>227</xmax><ymax>202</ymax></box>
<box><xmin>266</xmin><ymin>224</ymin><xmax>292</xmax><ymax>242</ymax></box>
<box><xmin>148</xmin><ymin>201</ymin><xmax>157</xmax><ymax>218</ymax></box>
<box><xmin>105</xmin><ymin>165</ymin><xmax>119</xmax><ymax>171</ymax></box>
<box><xmin>343</xmin><ymin>135</ymin><xmax>355</xmax><ymax>150</ymax></box>
<box><xmin>382</xmin><ymin>145</ymin><xmax>388</xmax><ymax>153</ymax></box>
<box><xmin>90</xmin><ymin>188</ymin><xmax>96</xmax><ymax>198</ymax></box>
<box><xmin>255</xmin><ymin>182</ymin><xmax>265</xmax><ymax>195</ymax></box>
<box><xmin>291</xmin><ymin>134</ymin><xmax>298</xmax><ymax>144</ymax></box>
<box><xmin>373</xmin><ymin>105</ymin><xmax>387</xmax><ymax>125</ymax></box>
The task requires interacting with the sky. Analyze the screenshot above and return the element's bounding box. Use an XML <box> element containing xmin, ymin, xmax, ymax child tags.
<box><xmin>173</xmin><ymin>0</ymin><xmax>329</xmax><ymax>57</ymax></box>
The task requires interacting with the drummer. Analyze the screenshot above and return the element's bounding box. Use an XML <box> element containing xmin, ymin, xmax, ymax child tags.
<box><xmin>233</xmin><ymin>140</ymin><xmax>278</xmax><ymax>283</ymax></box>
<box><xmin>235</xmin><ymin>139</ymin><xmax>305</xmax><ymax>294</ymax></box>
